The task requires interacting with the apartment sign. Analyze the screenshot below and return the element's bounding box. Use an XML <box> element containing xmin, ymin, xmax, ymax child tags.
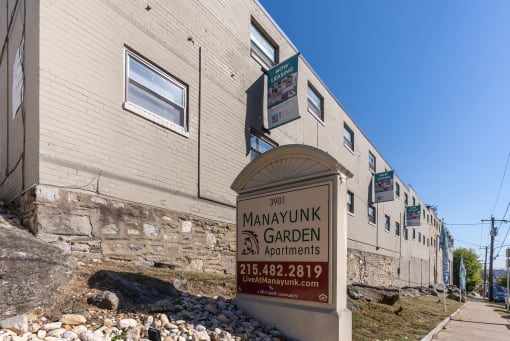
<box><xmin>267</xmin><ymin>54</ymin><xmax>300</xmax><ymax>129</ymax></box>
<box><xmin>374</xmin><ymin>170</ymin><xmax>394</xmax><ymax>202</ymax></box>
<box><xmin>406</xmin><ymin>205</ymin><xmax>421</xmax><ymax>226</ymax></box>
<box><xmin>236</xmin><ymin>183</ymin><xmax>330</xmax><ymax>303</ymax></box>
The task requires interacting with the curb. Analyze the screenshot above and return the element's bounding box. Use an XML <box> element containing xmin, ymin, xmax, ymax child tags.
<box><xmin>419</xmin><ymin>302</ymin><xmax>465</xmax><ymax>341</ymax></box>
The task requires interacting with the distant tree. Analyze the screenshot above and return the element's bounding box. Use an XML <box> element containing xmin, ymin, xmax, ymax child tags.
<box><xmin>498</xmin><ymin>273</ymin><xmax>507</xmax><ymax>288</ymax></box>
<box><xmin>453</xmin><ymin>248</ymin><xmax>482</xmax><ymax>292</ymax></box>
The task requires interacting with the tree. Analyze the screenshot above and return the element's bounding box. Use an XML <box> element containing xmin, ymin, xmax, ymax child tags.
<box><xmin>453</xmin><ymin>248</ymin><xmax>482</xmax><ymax>292</ymax></box>
<box><xmin>498</xmin><ymin>273</ymin><xmax>507</xmax><ymax>288</ymax></box>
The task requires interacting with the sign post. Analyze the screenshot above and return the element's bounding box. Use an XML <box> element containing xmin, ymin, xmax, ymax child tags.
<box><xmin>231</xmin><ymin>145</ymin><xmax>353</xmax><ymax>341</ymax></box>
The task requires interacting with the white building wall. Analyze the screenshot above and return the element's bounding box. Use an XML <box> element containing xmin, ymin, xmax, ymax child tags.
<box><xmin>0</xmin><ymin>0</ymin><xmax>445</xmax><ymax>286</ymax></box>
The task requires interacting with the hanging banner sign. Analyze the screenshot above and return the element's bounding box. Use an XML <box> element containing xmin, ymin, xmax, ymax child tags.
<box><xmin>267</xmin><ymin>54</ymin><xmax>300</xmax><ymax>129</ymax></box>
<box><xmin>374</xmin><ymin>170</ymin><xmax>394</xmax><ymax>202</ymax></box>
<box><xmin>406</xmin><ymin>205</ymin><xmax>421</xmax><ymax>226</ymax></box>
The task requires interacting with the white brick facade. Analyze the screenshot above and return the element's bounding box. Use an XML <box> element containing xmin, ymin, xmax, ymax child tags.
<box><xmin>0</xmin><ymin>0</ymin><xmax>449</xmax><ymax>286</ymax></box>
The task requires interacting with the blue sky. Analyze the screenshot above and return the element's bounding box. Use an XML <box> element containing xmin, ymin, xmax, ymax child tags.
<box><xmin>258</xmin><ymin>0</ymin><xmax>510</xmax><ymax>268</ymax></box>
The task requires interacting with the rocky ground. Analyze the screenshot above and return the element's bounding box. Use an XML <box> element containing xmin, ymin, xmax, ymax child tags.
<box><xmin>0</xmin><ymin>210</ymin><xmax>291</xmax><ymax>341</ymax></box>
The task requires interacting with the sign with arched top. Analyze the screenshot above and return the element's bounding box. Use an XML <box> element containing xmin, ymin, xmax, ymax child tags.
<box><xmin>231</xmin><ymin>144</ymin><xmax>353</xmax><ymax>341</ymax></box>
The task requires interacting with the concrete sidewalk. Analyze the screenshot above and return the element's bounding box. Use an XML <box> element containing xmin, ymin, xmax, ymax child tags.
<box><xmin>432</xmin><ymin>297</ymin><xmax>510</xmax><ymax>340</ymax></box>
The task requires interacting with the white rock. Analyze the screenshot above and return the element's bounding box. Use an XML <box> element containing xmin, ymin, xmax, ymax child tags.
<box><xmin>159</xmin><ymin>314</ymin><xmax>169</xmax><ymax>325</ymax></box>
<box><xmin>62</xmin><ymin>331</ymin><xmax>78</xmax><ymax>340</ymax></box>
<box><xmin>36</xmin><ymin>330</ymin><xmax>46</xmax><ymax>339</ymax></box>
<box><xmin>60</xmin><ymin>314</ymin><xmax>86</xmax><ymax>325</ymax></box>
<box><xmin>79</xmin><ymin>331</ymin><xmax>99</xmax><ymax>341</ymax></box>
<box><xmin>71</xmin><ymin>326</ymin><xmax>87</xmax><ymax>335</ymax></box>
<box><xmin>41</xmin><ymin>322</ymin><xmax>61</xmax><ymax>331</ymax></box>
<box><xmin>118</xmin><ymin>319</ymin><xmax>137</xmax><ymax>330</ymax></box>
<box><xmin>47</xmin><ymin>328</ymin><xmax>66</xmax><ymax>338</ymax></box>
<box><xmin>0</xmin><ymin>315</ymin><xmax>29</xmax><ymax>334</ymax></box>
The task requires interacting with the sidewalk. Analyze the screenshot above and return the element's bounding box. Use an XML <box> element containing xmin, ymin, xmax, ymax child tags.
<box><xmin>432</xmin><ymin>297</ymin><xmax>510</xmax><ymax>340</ymax></box>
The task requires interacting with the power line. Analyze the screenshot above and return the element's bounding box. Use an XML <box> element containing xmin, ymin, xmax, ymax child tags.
<box><xmin>444</xmin><ymin>222</ymin><xmax>485</xmax><ymax>226</ymax></box>
<box><xmin>454</xmin><ymin>238</ymin><xmax>483</xmax><ymax>248</ymax></box>
<box><xmin>491</xmin><ymin>151</ymin><xmax>510</xmax><ymax>216</ymax></box>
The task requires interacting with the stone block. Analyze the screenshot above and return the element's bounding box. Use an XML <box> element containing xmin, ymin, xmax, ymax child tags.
<box><xmin>143</xmin><ymin>224</ymin><xmax>159</xmax><ymax>236</ymax></box>
<box><xmin>181</xmin><ymin>220</ymin><xmax>192</xmax><ymax>233</ymax></box>
<box><xmin>39</xmin><ymin>214</ymin><xmax>92</xmax><ymax>236</ymax></box>
<box><xmin>100</xmin><ymin>224</ymin><xmax>119</xmax><ymax>235</ymax></box>
<box><xmin>36</xmin><ymin>186</ymin><xmax>60</xmax><ymax>202</ymax></box>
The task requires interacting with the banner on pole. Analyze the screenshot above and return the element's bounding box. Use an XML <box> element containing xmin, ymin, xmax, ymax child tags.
<box><xmin>442</xmin><ymin>227</ymin><xmax>449</xmax><ymax>284</ymax></box>
<box><xmin>267</xmin><ymin>54</ymin><xmax>300</xmax><ymax>129</ymax></box>
<box><xmin>459</xmin><ymin>255</ymin><xmax>466</xmax><ymax>291</ymax></box>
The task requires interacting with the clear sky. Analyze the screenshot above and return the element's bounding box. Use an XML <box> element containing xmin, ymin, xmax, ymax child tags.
<box><xmin>258</xmin><ymin>0</ymin><xmax>510</xmax><ymax>268</ymax></box>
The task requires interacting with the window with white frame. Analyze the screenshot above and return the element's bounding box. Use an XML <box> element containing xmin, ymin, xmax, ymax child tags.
<box><xmin>368</xmin><ymin>205</ymin><xmax>376</xmax><ymax>224</ymax></box>
<box><xmin>124</xmin><ymin>50</ymin><xmax>187</xmax><ymax>134</ymax></box>
<box><xmin>395</xmin><ymin>221</ymin><xmax>400</xmax><ymax>236</ymax></box>
<box><xmin>250</xmin><ymin>23</ymin><xmax>277</xmax><ymax>69</ymax></box>
<box><xmin>384</xmin><ymin>215</ymin><xmax>390</xmax><ymax>231</ymax></box>
<box><xmin>396</xmin><ymin>182</ymin><xmax>400</xmax><ymax>197</ymax></box>
<box><xmin>250</xmin><ymin>131</ymin><xmax>276</xmax><ymax>160</ymax></box>
<box><xmin>307</xmin><ymin>84</ymin><xmax>324</xmax><ymax>121</ymax></box>
<box><xmin>368</xmin><ymin>151</ymin><xmax>376</xmax><ymax>173</ymax></box>
<box><xmin>347</xmin><ymin>191</ymin><xmax>354</xmax><ymax>214</ymax></box>
<box><xmin>404</xmin><ymin>193</ymin><xmax>408</xmax><ymax>206</ymax></box>
<box><xmin>344</xmin><ymin>123</ymin><xmax>354</xmax><ymax>151</ymax></box>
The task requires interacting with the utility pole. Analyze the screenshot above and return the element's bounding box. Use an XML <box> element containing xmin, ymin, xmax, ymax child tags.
<box><xmin>482</xmin><ymin>217</ymin><xmax>508</xmax><ymax>302</ymax></box>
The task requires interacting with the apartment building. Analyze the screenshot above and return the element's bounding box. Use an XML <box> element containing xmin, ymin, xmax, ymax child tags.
<box><xmin>0</xmin><ymin>0</ymin><xmax>451</xmax><ymax>287</ymax></box>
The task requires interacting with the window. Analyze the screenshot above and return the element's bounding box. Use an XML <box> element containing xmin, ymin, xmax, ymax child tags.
<box><xmin>404</xmin><ymin>193</ymin><xmax>408</xmax><ymax>206</ymax></box>
<box><xmin>384</xmin><ymin>215</ymin><xmax>390</xmax><ymax>231</ymax></box>
<box><xmin>396</xmin><ymin>183</ymin><xmax>400</xmax><ymax>197</ymax></box>
<box><xmin>125</xmin><ymin>50</ymin><xmax>187</xmax><ymax>134</ymax></box>
<box><xmin>347</xmin><ymin>191</ymin><xmax>354</xmax><ymax>214</ymax></box>
<box><xmin>404</xmin><ymin>227</ymin><xmax>408</xmax><ymax>240</ymax></box>
<box><xmin>307</xmin><ymin>84</ymin><xmax>323</xmax><ymax>121</ymax></box>
<box><xmin>368</xmin><ymin>205</ymin><xmax>376</xmax><ymax>224</ymax></box>
<box><xmin>250</xmin><ymin>23</ymin><xmax>277</xmax><ymax>69</ymax></box>
<box><xmin>368</xmin><ymin>152</ymin><xmax>376</xmax><ymax>173</ymax></box>
<box><xmin>250</xmin><ymin>131</ymin><xmax>276</xmax><ymax>160</ymax></box>
<box><xmin>418</xmin><ymin>232</ymin><xmax>421</xmax><ymax>243</ymax></box>
<box><xmin>344</xmin><ymin>123</ymin><xmax>354</xmax><ymax>151</ymax></box>
<box><xmin>395</xmin><ymin>221</ymin><xmax>400</xmax><ymax>236</ymax></box>
<box><xmin>412</xmin><ymin>228</ymin><xmax>416</xmax><ymax>240</ymax></box>
<box><xmin>412</xmin><ymin>197</ymin><xmax>416</xmax><ymax>206</ymax></box>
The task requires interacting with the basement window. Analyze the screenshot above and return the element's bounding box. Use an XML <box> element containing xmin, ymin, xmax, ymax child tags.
<box><xmin>124</xmin><ymin>49</ymin><xmax>188</xmax><ymax>136</ymax></box>
<box><xmin>250</xmin><ymin>131</ymin><xmax>276</xmax><ymax>160</ymax></box>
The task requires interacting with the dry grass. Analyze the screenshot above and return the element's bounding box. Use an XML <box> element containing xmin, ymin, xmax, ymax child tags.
<box><xmin>352</xmin><ymin>295</ymin><xmax>464</xmax><ymax>341</ymax></box>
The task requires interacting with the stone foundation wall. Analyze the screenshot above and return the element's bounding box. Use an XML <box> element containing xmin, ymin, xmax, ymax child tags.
<box><xmin>14</xmin><ymin>185</ymin><xmax>236</xmax><ymax>274</ymax></box>
<box><xmin>347</xmin><ymin>249</ymin><xmax>395</xmax><ymax>287</ymax></box>
<box><xmin>10</xmin><ymin>185</ymin><xmax>403</xmax><ymax>284</ymax></box>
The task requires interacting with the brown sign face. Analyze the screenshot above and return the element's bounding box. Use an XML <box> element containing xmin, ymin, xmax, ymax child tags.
<box><xmin>236</xmin><ymin>183</ymin><xmax>331</xmax><ymax>303</ymax></box>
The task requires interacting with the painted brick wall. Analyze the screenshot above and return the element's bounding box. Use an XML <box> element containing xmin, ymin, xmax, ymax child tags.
<box><xmin>0</xmin><ymin>0</ymin><xmax>442</xmax><ymax>287</ymax></box>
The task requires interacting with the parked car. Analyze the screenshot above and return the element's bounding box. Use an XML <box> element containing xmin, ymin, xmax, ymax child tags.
<box><xmin>494</xmin><ymin>289</ymin><xmax>506</xmax><ymax>302</ymax></box>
